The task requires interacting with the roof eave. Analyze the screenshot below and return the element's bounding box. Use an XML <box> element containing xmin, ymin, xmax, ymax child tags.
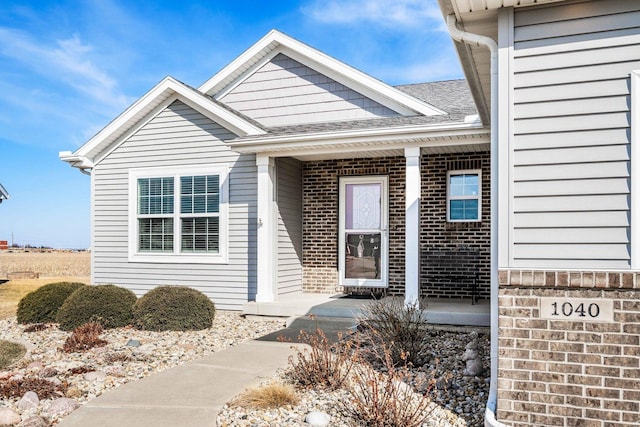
<box><xmin>228</xmin><ymin>121</ymin><xmax>489</xmax><ymax>154</ymax></box>
<box><xmin>59</xmin><ymin>151</ymin><xmax>95</xmax><ymax>170</ymax></box>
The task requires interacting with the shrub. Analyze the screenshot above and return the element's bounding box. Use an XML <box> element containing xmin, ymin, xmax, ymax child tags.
<box><xmin>16</xmin><ymin>282</ymin><xmax>86</xmax><ymax>324</ymax></box>
<box><xmin>358</xmin><ymin>297</ymin><xmax>430</xmax><ymax>367</ymax></box>
<box><xmin>56</xmin><ymin>285</ymin><xmax>137</xmax><ymax>331</ymax></box>
<box><xmin>132</xmin><ymin>286</ymin><xmax>215</xmax><ymax>331</ymax></box>
<box><xmin>286</xmin><ymin>329</ymin><xmax>357</xmax><ymax>390</ymax></box>
<box><xmin>231</xmin><ymin>382</ymin><xmax>300</xmax><ymax>409</ymax></box>
<box><xmin>0</xmin><ymin>377</ymin><xmax>67</xmax><ymax>399</ymax></box>
<box><xmin>341</xmin><ymin>347</ymin><xmax>435</xmax><ymax>427</ymax></box>
<box><xmin>0</xmin><ymin>340</ymin><xmax>26</xmax><ymax>369</ymax></box>
<box><xmin>62</xmin><ymin>322</ymin><xmax>108</xmax><ymax>353</ymax></box>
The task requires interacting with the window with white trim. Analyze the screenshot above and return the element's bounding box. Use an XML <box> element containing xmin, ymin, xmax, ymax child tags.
<box><xmin>129</xmin><ymin>166</ymin><xmax>228</xmax><ymax>263</ymax></box>
<box><xmin>447</xmin><ymin>170</ymin><xmax>481</xmax><ymax>222</ymax></box>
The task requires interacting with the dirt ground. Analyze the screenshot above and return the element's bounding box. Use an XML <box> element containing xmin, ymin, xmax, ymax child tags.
<box><xmin>0</xmin><ymin>251</ymin><xmax>91</xmax><ymax>319</ymax></box>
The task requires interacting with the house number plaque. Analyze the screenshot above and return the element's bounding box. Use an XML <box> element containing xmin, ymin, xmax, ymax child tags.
<box><xmin>539</xmin><ymin>298</ymin><xmax>614</xmax><ymax>322</ymax></box>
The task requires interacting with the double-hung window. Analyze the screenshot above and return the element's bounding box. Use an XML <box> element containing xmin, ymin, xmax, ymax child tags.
<box><xmin>129</xmin><ymin>166</ymin><xmax>228</xmax><ymax>263</ymax></box>
<box><xmin>447</xmin><ymin>170</ymin><xmax>481</xmax><ymax>222</ymax></box>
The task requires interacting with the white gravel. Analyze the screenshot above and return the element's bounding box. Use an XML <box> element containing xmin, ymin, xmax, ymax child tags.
<box><xmin>0</xmin><ymin>313</ymin><xmax>285</xmax><ymax>425</ymax></box>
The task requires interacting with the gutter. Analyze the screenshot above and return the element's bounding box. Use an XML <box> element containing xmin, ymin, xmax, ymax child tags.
<box><xmin>445</xmin><ymin>15</ymin><xmax>508</xmax><ymax>427</ymax></box>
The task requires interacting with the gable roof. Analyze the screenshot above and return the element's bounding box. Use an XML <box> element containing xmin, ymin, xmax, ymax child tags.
<box><xmin>60</xmin><ymin>77</ymin><xmax>265</xmax><ymax>167</ymax></box>
<box><xmin>0</xmin><ymin>183</ymin><xmax>8</xmax><ymax>201</ymax></box>
<box><xmin>61</xmin><ymin>31</ymin><xmax>488</xmax><ymax>171</ymax></box>
<box><xmin>200</xmin><ymin>30</ymin><xmax>447</xmax><ymax>117</ymax></box>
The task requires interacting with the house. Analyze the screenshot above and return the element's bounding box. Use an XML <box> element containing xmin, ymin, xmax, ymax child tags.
<box><xmin>60</xmin><ymin>30</ymin><xmax>491</xmax><ymax>314</ymax></box>
<box><xmin>0</xmin><ymin>183</ymin><xmax>8</xmax><ymax>204</ymax></box>
<box><xmin>437</xmin><ymin>0</ymin><xmax>640</xmax><ymax>425</ymax></box>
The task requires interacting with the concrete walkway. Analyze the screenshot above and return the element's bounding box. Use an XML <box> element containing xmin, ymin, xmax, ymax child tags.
<box><xmin>56</xmin><ymin>340</ymin><xmax>299</xmax><ymax>427</ymax></box>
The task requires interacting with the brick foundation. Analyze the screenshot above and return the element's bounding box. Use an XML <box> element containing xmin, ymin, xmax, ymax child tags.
<box><xmin>497</xmin><ymin>269</ymin><xmax>640</xmax><ymax>426</ymax></box>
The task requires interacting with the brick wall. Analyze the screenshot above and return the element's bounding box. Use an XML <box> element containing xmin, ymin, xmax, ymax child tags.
<box><xmin>301</xmin><ymin>157</ymin><xmax>405</xmax><ymax>293</ymax></box>
<box><xmin>497</xmin><ymin>270</ymin><xmax>640</xmax><ymax>426</ymax></box>
<box><xmin>420</xmin><ymin>152</ymin><xmax>491</xmax><ymax>299</ymax></box>
<box><xmin>301</xmin><ymin>151</ymin><xmax>491</xmax><ymax>299</ymax></box>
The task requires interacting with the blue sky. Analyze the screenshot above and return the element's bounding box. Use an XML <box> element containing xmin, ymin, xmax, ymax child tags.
<box><xmin>0</xmin><ymin>0</ymin><xmax>463</xmax><ymax>249</ymax></box>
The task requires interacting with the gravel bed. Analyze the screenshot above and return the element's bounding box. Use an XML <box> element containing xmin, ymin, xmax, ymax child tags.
<box><xmin>217</xmin><ymin>330</ymin><xmax>490</xmax><ymax>427</ymax></box>
<box><xmin>1</xmin><ymin>316</ymin><xmax>489</xmax><ymax>427</ymax></box>
<box><xmin>0</xmin><ymin>313</ymin><xmax>284</xmax><ymax>425</ymax></box>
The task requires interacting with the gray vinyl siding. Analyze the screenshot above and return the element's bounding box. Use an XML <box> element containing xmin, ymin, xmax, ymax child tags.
<box><xmin>219</xmin><ymin>53</ymin><xmax>399</xmax><ymax>127</ymax></box>
<box><xmin>276</xmin><ymin>158</ymin><xmax>303</xmax><ymax>296</ymax></box>
<box><xmin>510</xmin><ymin>0</ymin><xmax>640</xmax><ymax>269</ymax></box>
<box><xmin>92</xmin><ymin>100</ymin><xmax>256</xmax><ymax>310</ymax></box>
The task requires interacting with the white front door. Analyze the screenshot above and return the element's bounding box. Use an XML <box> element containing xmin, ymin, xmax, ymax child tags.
<box><xmin>338</xmin><ymin>176</ymin><xmax>388</xmax><ymax>288</ymax></box>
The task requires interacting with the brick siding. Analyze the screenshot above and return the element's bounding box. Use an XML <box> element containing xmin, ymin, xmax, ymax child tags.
<box><xmin>420</xmin><ymin>152</ymin><xmax>491</xmax><ymax>299</ymax></box>
<box><xmin>301</xmin><ymin>151</ymin><xmax>490</xmax><ymax>299</ymax></box>
<box><xmin>302</xmin><ymin>157</ymin><xmax>405</xmax><ymax>294</ymax></box>
<box><xmin>497</xmin><ymin>269</ymin><xmax>640</xmax><ymax>426</ymax></box>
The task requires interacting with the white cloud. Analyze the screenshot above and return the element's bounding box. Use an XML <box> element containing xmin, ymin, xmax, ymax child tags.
<box><xmin>303</xmin><ymin>0</ymin><xmax>444</xmax><ymax>29</ymax></box>
<box><xmin>392</xmin><ymin>55</ymin><xmax>464</xmax><ymax>82</ymax></box>
<box><xmin>0</xmin><ymin>27</ymin><xmax>131</xmax><ymax>111</ymax></box>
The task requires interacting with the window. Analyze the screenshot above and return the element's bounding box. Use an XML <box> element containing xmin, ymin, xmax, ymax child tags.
<box><xmin>129</xmin><ymin>166</ymin><xmax>228</xmax><ymax>263</ymax></box>
<box><xmin>447</xmin><ymin>170</ymin><xmax>481</xmax><ymax>222</ymax></box>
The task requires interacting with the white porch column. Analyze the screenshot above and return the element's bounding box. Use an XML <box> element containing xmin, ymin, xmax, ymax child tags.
<box><xmin>256</xmin><ymin>154</ymin><xmax>276</xmax><ymax>302</ymax></box>
<box><xmin>405</xmin><ymin>147</ymin><xmax>421</xmax><ymax>306</ymax></box>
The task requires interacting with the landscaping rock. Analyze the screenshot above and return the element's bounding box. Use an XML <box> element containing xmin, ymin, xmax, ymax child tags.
<box><xmin>38</xmin><ymin>367</ymin><xmax>57</xmax><ymax>378</ymax></box>
<box><xmin>17</xmin><ymin>391</ymin><xmax>40</xmax><ymax>410</ymax></box>
<box><xmin>19</xmin><ymin>416</ymin><xmax>49</xmax><ymax>427</ymax></box>
<box><xmin>0</xmin><ymin>407</ymin><xmax>21</xmax><ymax>425</ymax></box>
<box><xmin>47</xmin><ymin>397</ymin><xmax>79</xmax><ymax>416</ymax></box>
<box><xmin>84</xmin><ymin>371</ymin><xmax>106</xmax><ymax>381</ymax></box>
<box><xmin>305</xmin><ymin>411</ymin><xmax>331</xmax><ymax>426</ymax></box>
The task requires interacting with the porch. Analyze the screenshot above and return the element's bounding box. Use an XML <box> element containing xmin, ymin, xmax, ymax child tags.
<box><xmin>244</xmin><ymin>293</ymin><xmax>490</xmax><ymax>328</ymax></box>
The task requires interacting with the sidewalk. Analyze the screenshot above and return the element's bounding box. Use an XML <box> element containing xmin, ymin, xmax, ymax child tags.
<box><xmin>56</xmin><ymin>340</ymin><xmax>300</xmax><ymax>427</ymax></box>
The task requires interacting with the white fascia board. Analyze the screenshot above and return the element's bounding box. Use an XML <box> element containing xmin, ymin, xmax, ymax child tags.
<box><xmin>72</xmin><ymin>77</ymin><xmax>264</xmax><ymax>163</ymax></box>
<box><xmin>199</xmin><ymin>30</ymin><xmax>446</xmax><ymax>117</ymax></box>
<box><xmin>228</xmin><ymin>122</ymin><xmax>488</xmax><ymax>154</ymax></box>
<box><xmin>451</xmin><ymin>0</ymin><xmax>564</xmax><ymax>14</ymax></box>
<box><xmin>59</xmin><ymin>151</ymin><xmax>94</xmax><ymax>169</ymax></box>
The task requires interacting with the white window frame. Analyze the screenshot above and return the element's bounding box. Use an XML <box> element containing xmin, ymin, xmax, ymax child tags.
<box><xmin>128</xmin><ymin>165</ymin><xmax>229</xmax><ymax>264</ymax></box>
<box><xmin>446</xmin><ymin>169</ymin><xmax>482</xmax><ymax>222</ymax></box>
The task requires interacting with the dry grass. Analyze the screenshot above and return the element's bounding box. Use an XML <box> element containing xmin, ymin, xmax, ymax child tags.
<box><xmin>231</xmin><ymin>383</ymin><xmax>300</xmax><ymax>409</ymax></box>
<box><xmin>0</xmin><ymin>251</ymin><xmax>90</xmax><ymax>277</ymax></box>
<box><xmin>0</xmin><ymin>250</ymin><xmax>90</xmax><ymax>320</ymax></box>
<box><xmin>0</xmin><ymin>277</ymin><xmax>90</xmax><ymax>320</ymax></box>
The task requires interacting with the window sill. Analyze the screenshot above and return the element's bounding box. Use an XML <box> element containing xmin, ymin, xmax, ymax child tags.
<box><xmin>128</xmin><ymin>252</ymin><xmax>228</xmax><ymax>264</ymax></box>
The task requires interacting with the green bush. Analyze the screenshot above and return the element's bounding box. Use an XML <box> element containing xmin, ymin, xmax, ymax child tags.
<box><xmin>16</xmin><ymin>282</ymin><xmax>86</xmax><ymax>324</ymax></box>
<box><xmin>56</xmin><ymin>285</ymin><xmax>137</xmax><ymax>331</ymax></box>
<box><xmin>133</xmin><ymin>286</ymin><xmax>215</xmax><ymax>331</ymax></box>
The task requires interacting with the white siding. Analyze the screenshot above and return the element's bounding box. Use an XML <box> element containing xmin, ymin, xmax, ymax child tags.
<box><xmin>510</xmin><ymin>0</ymin><xmax>640</xmax><ymax>268</ymax></box>
<box><xmin>219</xmin><ymin>53</ymin><xmax>399</xmax><ymax>127</ymax></box>
<box><xmin>92</xmin><ymin>101</ymin><xmax>256</xmax><ymax>310</ymax></box>
<box><xmin>276</xmin><ymin>158</ymin><xmax>303</xmax><ymax>296</ymax></box>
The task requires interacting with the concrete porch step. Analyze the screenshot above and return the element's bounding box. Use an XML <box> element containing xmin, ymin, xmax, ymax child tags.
<box><xmin>256</xmin><ymin>315</ymin><xmax>357</xmax><ymax>343</ymax></box>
